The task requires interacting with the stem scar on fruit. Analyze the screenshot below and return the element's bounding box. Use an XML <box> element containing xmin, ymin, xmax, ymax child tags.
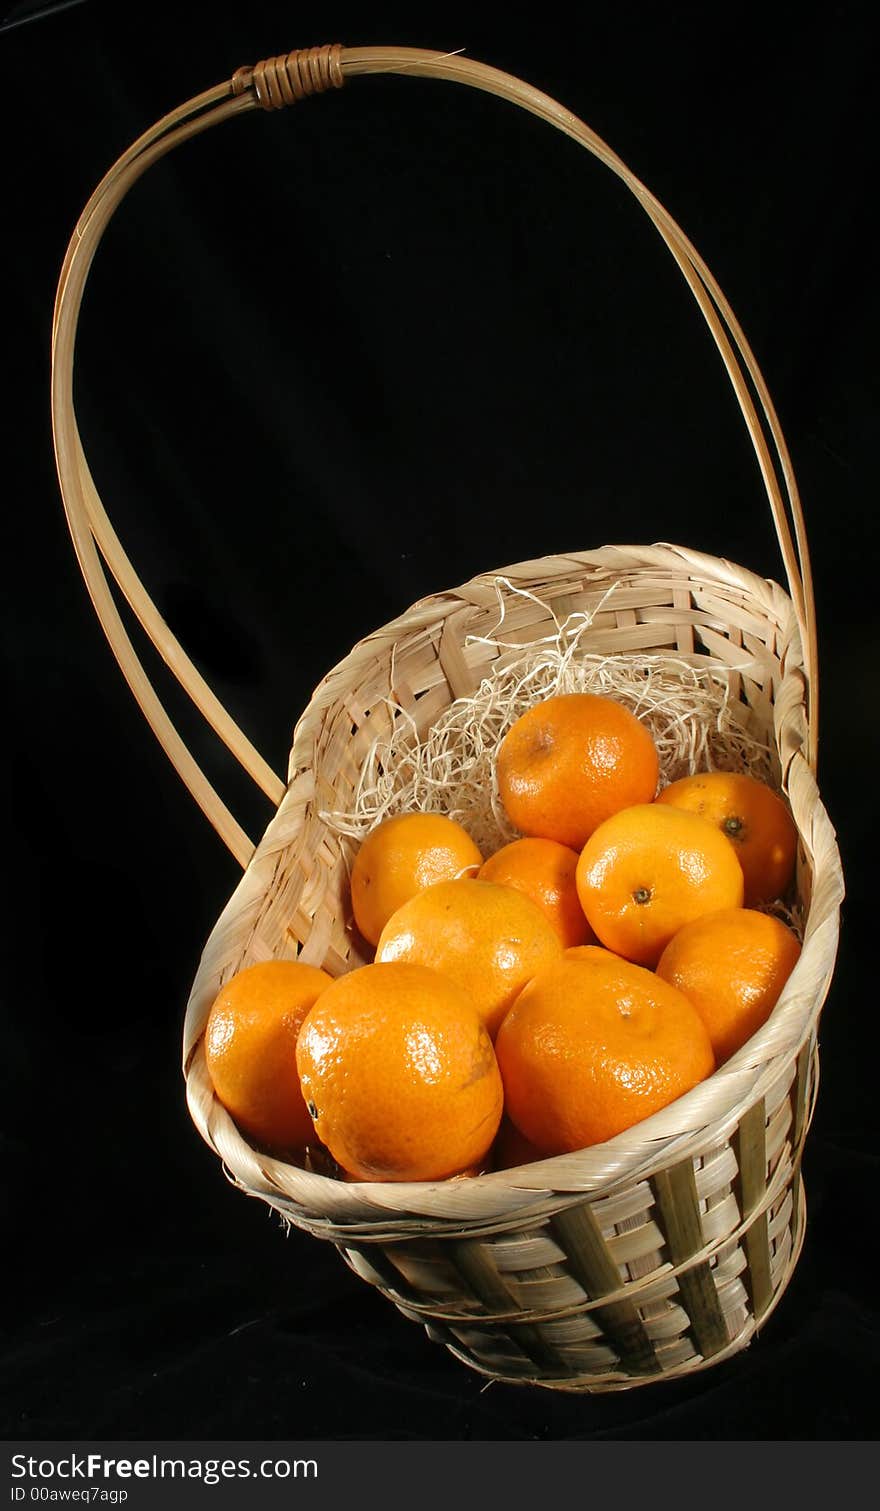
<box><xmin>633</xmin><ymin>887</ymin><xmax>652</xmax><ymax>905</ymax></box>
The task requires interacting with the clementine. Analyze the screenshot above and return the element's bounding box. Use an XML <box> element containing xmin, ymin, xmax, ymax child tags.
<box><xmin>295</xmin><ymin>961</ymin><xmax>503</xmax><ymax>1182</ymax></box>
<box><xmin>656</xmin><ymin>906</ymin><xmax>802</xmax><ymax>1063</ymax></box>
<box><xmin>350</xmin><ymin>811</ymin><xmax>482</xmax><ymax>947</ymax></box>
<box><xmin>496</xmin><ymin>692</ymin><xmax>659</xmax><ymax>849</ymax></box>
<box><xmin>576</xmin><ymin>803</ymin><xmax>744</xmax><ymax>967</ymax></box>
<box><xmin>204</xmin><ymin>959</ymin><xmax>333</xmax><ymax>1152</ymax></box>
<box><xmin>478</xmin><ymin>836</ymin><xmax>595</xmax><ymax>948</ymax></box>
<box><xmin>656</xmin><ymin>771</ymin><xmax>798</xmax><ymax>906</ymax></box>
<box><xmin>375</xmin><ymin>878</ymin><xmax>563</xmax><ymax>1037</ymax></box>
<box><xmin>495</xmin><ymin>946</ymin><xmax>715</xmax><ymax>1153</ymax></box>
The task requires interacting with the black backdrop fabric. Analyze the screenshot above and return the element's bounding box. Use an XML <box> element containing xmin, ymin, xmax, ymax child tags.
<box><xmin>3</xmin><ymin>0</ymin><xmax>878</xmax><ymax>1442</ymax></box>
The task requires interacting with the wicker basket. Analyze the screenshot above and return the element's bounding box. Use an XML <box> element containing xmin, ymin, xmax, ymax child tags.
<box><xmin>52</xmin><ymin>45</ymin><xmax>844</xmax><ymax>1392</ymax></box>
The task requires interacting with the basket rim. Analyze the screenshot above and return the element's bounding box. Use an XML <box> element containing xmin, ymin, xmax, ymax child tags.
<box><xmin>286</xmin><ymin>542</ymin><xmax>799</xmax><ymax>769</ymax></box>
<box><xmin>182</xmin><ymin>544</ymin><xmax>844</xmax><ymax>1234</ymax></box>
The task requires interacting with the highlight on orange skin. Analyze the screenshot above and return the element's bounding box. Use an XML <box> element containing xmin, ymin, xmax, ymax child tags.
<box><xmin>295</xmin><ymin>960</ymin><xmax>503</xmax><ymax>1182</ymax></box>
<box><xmin>496</xmin><ymin>693</ymin><xmax>660</xmax><ymax>850</ymax></box>
<box><xmin>575</xmin><ymin>803</ymin><xmax>744</xmax><ymax>967</ymax></box>
<box><xmin>656</xmin><ymin>771</ymin><xmax>798</xmax><ymax>906</ymax></box>
<box><xmin>375</xmin><ymin>878</ymin><xmax>564</xmax><ymax>1038</ymax></box>
<box><xmin>495</xmin><ymin>947</ymin><xmax>715</xmax><ymax>1154</ymax></box>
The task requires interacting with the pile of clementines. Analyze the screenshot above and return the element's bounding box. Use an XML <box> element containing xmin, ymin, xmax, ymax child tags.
<box><xmin>204</xmin><ymin>692</ymin><xmax>801</xmax><ymax>1183</ymax></box>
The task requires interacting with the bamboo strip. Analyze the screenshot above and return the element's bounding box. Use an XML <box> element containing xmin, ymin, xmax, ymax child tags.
<box><xmin>444</xmin><ymin>1240</ymin><xmax>567</xmax><ymax>1371</ymax></box>
<box><xmin>438</xmin><ymin>609</ymin><xmax>480</xmax><ymax>700</ymax></box>
<box><xmin>652</xmin><ymin>1164</ymin><xmax>731</xmax><ymax>1359</ymax></box>
<box><xmin>734</xmin><ymin>1101</ymin><xmax>773</xmax><ymax>1320</ymax></box>
<box><xmin>549</xmin><ymin>1205</ymin><xmax>661</xmax><ymax>1375</ymax></box>
<box><xmin>789</xmin><ymin>1044</ymin><xmax>815</xmax><ymax>1247</ymax></box>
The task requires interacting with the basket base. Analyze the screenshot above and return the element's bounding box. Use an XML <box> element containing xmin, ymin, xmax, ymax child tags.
<box><xmin>394</xmin><ymin>1176</ymin><xmax>808</xmax><ymax>1395</ymax></box>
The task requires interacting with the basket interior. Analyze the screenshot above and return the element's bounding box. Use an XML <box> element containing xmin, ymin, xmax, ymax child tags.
<box><xmin>290</xmin><ymin>550</ymin><xmax>803</xmax><ymax>975</ymax></box>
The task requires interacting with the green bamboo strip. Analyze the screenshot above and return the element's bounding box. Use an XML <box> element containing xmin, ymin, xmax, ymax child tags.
<box><xmin>445</xmin><ymin>1239</ymin><xmax>567</xmax><ymax>1372</ymax></box>
<box><xmin>790</xmin><ymin>1171</ymin><xmax>803</xmax><ymax>1255</ymax></box>
<box><xmin>653</xmin><ymin>1163</ymin><xmax>730</xmax><ymax>1359</ymax></box>
<box><xmin>791</xmin><ymin>1042</ymin><xmax>814</xmax><ymax>1147</ymax></box>
<box><xmin>790</xmin><ymin>1166</ymin><xmax>806</xmax><ymax>1268</ymax></box>
<box><xmin>789</xmin><ymin>1043</ymin><xmax>813</xmax><ymax>1249</ymax></box>
<box><xmin>550</xmin><ymin>1205</ymin><xmax>661</xmax><ymax>1375</ymax></box>
<box><xmin>734</xmin><ymin>1101</ymin><xmax>773</xmax><ymax>1319</ymax></box>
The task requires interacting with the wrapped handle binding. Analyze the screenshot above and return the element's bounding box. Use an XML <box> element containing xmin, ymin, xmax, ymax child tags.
<box><xmin>51</xmin><ymin>46</ymin><xmax>819</xmax><ymax>868</ymax></box>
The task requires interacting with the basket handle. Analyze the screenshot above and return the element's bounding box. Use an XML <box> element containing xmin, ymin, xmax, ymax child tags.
<box><xmin>52</xmin><ymin>46</ymin><xmax>819</xmax><ymax>870</ymax></box>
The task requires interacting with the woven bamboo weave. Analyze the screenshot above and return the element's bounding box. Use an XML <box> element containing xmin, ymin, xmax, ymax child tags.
<box><xmin>51</xmin><ymin>47</ymin><xmax>844</xmax><ymax>1392</ymax></box>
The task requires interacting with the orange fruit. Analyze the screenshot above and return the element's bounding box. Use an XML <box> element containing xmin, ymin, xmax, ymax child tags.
<box><xmin>656</xmin><ymin>907</ymin><xmax>802</xmax><ymax>1063</ymax></box>
<box><xmin>656</xmin><ymin>771</ymin><xmax>798</xmax><ymax>906</ymax></box>
<box><xmin>375</xmin><ymin>878</ymin><xmax>563</xmax><ymax>1037</ymax></box>
<box><xmin>349</xmin><ymin>812</ymin><xmax>482</xmax><ymax>947</ymax></box>
<box><xmin>495</xmin><ymin>946</ymin><xmax>715</xmax><ymax>1153</ymax></box>
<box><xmin>496</xmin><ymin>692</ymin><xmax>659</xmax><ymax>849</ymax></box>
<box><xmin>204</xmin><ymin>959</ymin><xmax>334</xmax><ymax>1152</ymax></box>
<box><xmin>478</xmin><ymin>837</ymin><xmax>595</xmax><ymax>948</ymax></box>
<box><xmin>295</xmin><ymin>961</ymin><xmax>503</xmax><ymax>1182</ymax></box>
<box><xmin>576</xmin><ymin>803</ymin><xmax>745</xmax><ymax>967</ymax></box>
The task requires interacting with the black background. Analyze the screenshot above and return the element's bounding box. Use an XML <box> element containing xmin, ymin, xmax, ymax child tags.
<box><xmin>3</xmin><ymin>0</ymin><xmax>878</xmax><ymax>1441</ymax></box>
